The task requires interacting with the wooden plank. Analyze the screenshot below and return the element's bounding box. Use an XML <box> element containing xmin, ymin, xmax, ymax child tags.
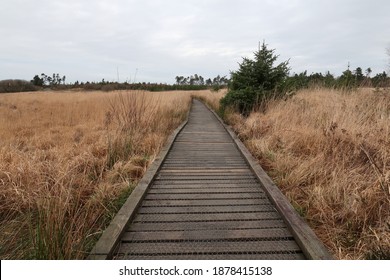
<box><xmin>180</xmin><ymin>131</ymin><xmax>228</xmax><ymax>135</ymax></box>
<box><xmin>163</xmin><ymin>161</ymin><xmax>246</xmax><ymax>164</ymax></box>
<box><xmin>153</xmin><ymin>178</ymin><xmax>258</xmax><ymax>183</ymax></box>
<box><xmin>152</xmin><ymin>180</ymin><xmax>260</xmax><ymax>185</ymax></box>
<box><xmin>174</xmin><ymin>141</ymin><xmax>231</xmax><ymax>143</ymax></box>
<box><xmin>116</xmin><ymin>253</ymin><xmax>306</xmax><ymax>260</ymax></box>
<box><xmin>122</xmin><ymin>228</ymin><xmax>293</xmax><ymax>241</ymax></box>
<box><xmin>168</xmin><ymin>151</ymin><xmax>240</xmax><ymax>154</ymax></box>
<box><xmin>165</xmin><ymin>158</ymin><xmax>244</xmax><ymax>160</ymax></box>
<box><xmin>156</xmin><ymin>177</ymin><xmax>257</xmax><ymax>181</ymax></box>
<box><xmin>156</xmin><ymin>175</ymin><xmax>256</xmax><ymax>179</ymax></box>
<box><xmin>165</xmin><ymin>156</ymin><xmax>244</xmax><ymax>159</ymax></box>
<box><xmin>164</xmin><ymin>158</ymin><xmax>244</xmax><ymax>161</ymax></box>
<box><xmin>147</xmin><ymin>188</ymin><xmax>263</xmax><ymax>194</ymax></box>
<box><xmin>161</xmin><ymin>165</ymin><xmax>248</xmax><ymax>168</ymax></box>
<box><xmin>163</xmin><ymin>163</ymin><xmax>246</xmax><ymax>166</ymax></box>
<box><xmin>169</xmin><ymin>151</ymin><xmax>236</xmax><ymax>154</ymax></box>
<box><xmin>161</xmin><ymin>166</ymin><xmax>249</xmax><ymax>169</ymax></box>
<box><xmin>144</xmin><ymin>193</ymin><xmax>266</xmax><ymax>200</ymax></box>
<box><xmin>162</xmin><ymin>161</ymin><xmax>246</xmax><ymax>164</ymax></box>
<box><xmin>173</xmin><ymin>141</ymin><xmax>235</xmax><ymax>144</ymax></box>
<box><xmin>159</xmin><ymin>169</ymin><xmax>251</xmax><ymax>173</ymax></box>
<box><xmin>141</xmin><ymin>198</ymin><xmax>270</xmax><ymax>207</ymax></box>
<box><xmin>128</xmin><ymin>219</ymin><xmax>287</xmax><ymax>231</ymax></box>
<box><xmin>133</xmin><ymin>212</ymin><xmax>281</xmax><ymax>222</ymax></box>
<box><xmin>152</xmin><ymin>181</ymin><xmax>260</xmax><ymax>186</ymax></box>
<box><xmin>150</xmin><ymin>184</ymin><xmax>264</xmax><ymax>189</ymax></box>
<box><xmin>117</xmin><ymin>240</ymin><xmax>301</xmax><ymax>254</ymax></box>
<box><xmin>137</xmin><ymin>204</ymin><xmax>274</xmax><ymax>214</ymax></box>
<box><xmin>170</xmin><ymin>146</ymin><xmax>235</xmax><ymax>149</ymax></box>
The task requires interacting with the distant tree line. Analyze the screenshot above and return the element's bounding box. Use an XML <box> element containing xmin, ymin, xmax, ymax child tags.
<box><xmin>74</xmin><ymin>81</ymin><xmax>210</xmax><ymax>92</ymax></box>
<box><xmin>0</xmin><ymin>73</ymin><xmax>229</xmax><ymax>93</ymax></box>
<box><xmin>175</xmin><ymin>74</ymin><xmax>229</xmax><ymax>86</ymax></box>
<box><xmin>1</xmin><ymin>62</ymin><xmax>389</xmax><ymax>94</ymax></box>
<box><xmin>0</xmin><ymin>79</ymin><xmax>37</xmax><ymax>93</ymax></box>
<box><xmin>31</xmin><ymin>73</ymin><xmax>66</xmax><ymax>86</ymax></box>
<box><xmin>284</xmin><ymin>67</ymin><xmax>389</xmax><ymax>91</ymax></box>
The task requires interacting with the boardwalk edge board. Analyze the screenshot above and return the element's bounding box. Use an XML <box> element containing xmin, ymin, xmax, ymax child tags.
<box><xmin>87</xmin><ymin>110</ymin><xmax>190</xmax><ymax>260</ymax></box>
<box><xmin>199</xmin><ymin>99</ymin><xmax>333</xmax><ymax>260</ymax></box>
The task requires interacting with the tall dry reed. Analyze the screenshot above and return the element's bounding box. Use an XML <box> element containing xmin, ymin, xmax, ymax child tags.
<box><xmin>191</xmin><ymin>89</ymin><xmax>226</xmax><ymax>112</ymax></box>
<box><xmin>0</xmin><ymin>90</ymin><xmax>193</xmax><ymax>259</ymax></box>
<box><xmin>224</xmin><ymin>88</ymin><xmax>390</xmax><ymax>259</ymax></box>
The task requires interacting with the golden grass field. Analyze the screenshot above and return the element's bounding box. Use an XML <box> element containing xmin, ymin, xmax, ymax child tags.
<box><xmin>0</xmin><ymin>88</ymin><xmax>388</xmax><ymax>259</ymax></box>
<box><xmin>220</xmin><ymin>88</ymin><xmax>390</xmax><ymax>259</ymax></box>
<box><xmin>0</xmin><ymin>89</ymin><xmax>193</xmax><ymax>259</ymax></box>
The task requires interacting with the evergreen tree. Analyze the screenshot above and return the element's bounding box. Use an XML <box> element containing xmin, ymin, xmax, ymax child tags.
<box><xmin>354</xmin><ymin>67</ymin><xmax>364</xmax><ymax>84</ymax></box>
<box><xmin>221</xmin><ymin>42</ymin><xmax>289</xmax><ymax>115</ymax></box>
<box><xmin>31</xmin><ymin>75</ymin><xmax>44</xmax><ymax>86</ymax></box>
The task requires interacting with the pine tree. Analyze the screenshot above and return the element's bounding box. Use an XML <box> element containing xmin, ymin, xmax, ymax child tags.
<box><xmin>221</xmin><ymin>42</ymin><xmax>289</xmax><ymax>115</ymax></box>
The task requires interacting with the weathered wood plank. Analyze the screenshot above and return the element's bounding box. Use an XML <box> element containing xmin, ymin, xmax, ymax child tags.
<box><xmin>144</xmin><ymin>193</ymin><xmax>266</xmax><ymax>200</ymax></box>
<box><xmin>117</xmin><ymin>240</ymin><xmax>301</xmax><ymax>254</ymax></box>
<box><xmin>152</xmin><ymin>179</ymin><xmax>260</xmax><ymax>185</ymax></box>
<box><xmin>159</xmin><ymin>169</ymin><xmax>251</xmax><ymax>173</ymax></box>
<box><xmin>141</xmin><ymin>198</ymin><xmax>270</xmax><ymax>207</ymax></box>
<box><xmin>133</xmin><ymin>212</ymin><xmax>281</xmax><ymax>222</ymax></box>
<box><xmin>149</xmin><ymin>184</ymin><xmax>264</xmax><ymax>189</ymax></box>
<box><xmin>115</xmin><ymin>253</ymin><xmax>306</xmax><ymax>260</ymax></box>
<box><xmin>128</xmin><ymin>219</ymin><xmax>287</xmax><ymax>231</ymax></box>
<box><xmin>122</xmin><ymin>228</ymin><xmax>293</xmax><ymax>241</ymax></box>
<box><xmin>137</xmin><ymin>204</ymin><xmax>274</xmax><ymax>214</ymax></box>
<box><xmin>147</xmin><ymin>188</ymin><xmax>263</xmax><ymax>194</ymax></box>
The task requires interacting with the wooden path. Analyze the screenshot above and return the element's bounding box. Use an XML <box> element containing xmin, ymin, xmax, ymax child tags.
<box><xmin>88</xmin><ymin>99</ymin><xmax>332</xmax><ymax>260</ymax></box>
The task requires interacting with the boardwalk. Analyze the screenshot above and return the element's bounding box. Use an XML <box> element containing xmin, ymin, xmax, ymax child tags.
<box><xmin>89</xmin><ymin>99</ymin><xmax>331</xmax><ymax>260</ymax></box>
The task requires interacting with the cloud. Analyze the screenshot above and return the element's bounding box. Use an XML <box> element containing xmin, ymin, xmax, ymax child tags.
<box><xmin>1</xmin><ymin>0</ymin><xmax>389</xmax><ymax>83</ymax></box>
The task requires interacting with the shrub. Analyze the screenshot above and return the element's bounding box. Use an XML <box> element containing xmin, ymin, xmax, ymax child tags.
<box><xmin>220</xmin><ymin>87</ymin><xmax>259</xmax><ymax>115</ymax></box>
<box><xmin>0</xmin><ymin>80</ymin><xmax>38</xmax><ymax>93</ymax></box>
<box><xmin>221</xmin><ymin>42</ymin><xmax>289</xmax><ymax>115</ymax></box>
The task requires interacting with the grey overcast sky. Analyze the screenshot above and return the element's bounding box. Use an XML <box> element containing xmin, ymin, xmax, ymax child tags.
<box><xmin>1</xmin><ymin>0</ymin><xmax>389</xmax><ymax>83</ymax></box>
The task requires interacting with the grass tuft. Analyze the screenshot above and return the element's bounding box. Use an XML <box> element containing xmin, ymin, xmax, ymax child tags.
<box><xmin>0</xmin><ymin>89</ymin><xmax>193</xmax><ymax>259</ymax></box>
<box><xmin>198</xmin><ymin>87</ymin><xmax>389</xmax><ymax>259</ymax></box>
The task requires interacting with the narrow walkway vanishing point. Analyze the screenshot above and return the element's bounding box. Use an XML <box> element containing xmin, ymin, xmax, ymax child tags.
<box><xmin>89</xmin><ymin>99</ymin><xmax>332</xmax><ymax>260</ymax></box>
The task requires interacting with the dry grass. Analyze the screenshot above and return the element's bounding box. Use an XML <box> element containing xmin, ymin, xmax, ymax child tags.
<box><xmin>2</xmin><ymin>87</ymin><xmax>388</xmax><ymax>259</ymax></box>
<box><xmin>0</xmin><ymin>89</ymin><xmax>194</xmax><ymax>259</ymax></box>
<box><xmin>224</xmin><ymin>88</ymin><xmax>390</xmax><ymax>259</ymax></box>
<box><xmin>192</xmin><ymin>89</ymin><xmax>227</xmax><ymax>112</ymax></box>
